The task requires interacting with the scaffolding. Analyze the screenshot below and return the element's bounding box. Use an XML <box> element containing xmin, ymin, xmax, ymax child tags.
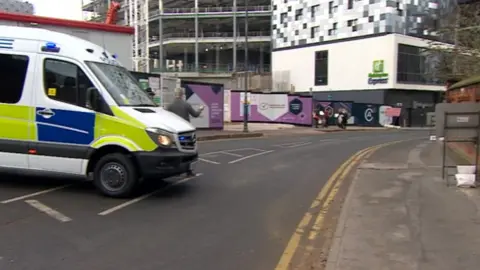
<box><xmin>83</xmin><ymin>0</ymin><xmax>272</xmax><ymax>74</ymax></box>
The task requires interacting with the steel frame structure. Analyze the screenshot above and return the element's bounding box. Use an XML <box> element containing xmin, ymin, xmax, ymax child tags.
<box><xmin>83</xmin><ymin>0</ymin><xmax>272</xmax><ymax>73</ymax></box>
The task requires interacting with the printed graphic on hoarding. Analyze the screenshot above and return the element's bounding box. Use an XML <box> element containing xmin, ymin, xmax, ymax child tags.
<box><xmin>183</xmin><ymin>83</ymin><xmax>224</xmax><ymax>128</ymax></box>
<box><xmin>230</xmin><ymin>92</ymin><xmax>312</xmax><ymax>125</ymax></box>
<box><xmin>351</xmin><ymin>103</ymin><xmax>380</xmax><ymax>126</ymax></box>
<box><xmin>364</xmin><ymin>108</ymin><xmax>374</xmax><ymax>122</ymax></box>
<box><xmin>379</xmin><ymin>105</ymin><xmax>394</xmax><ymax>126</ymax></box>
<box><xmin>368</xmin><ymin>60</ymin><xmax>388</xmax><ymax>85</ymax></box>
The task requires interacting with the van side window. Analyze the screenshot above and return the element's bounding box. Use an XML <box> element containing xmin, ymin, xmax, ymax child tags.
<box><xmin>44</xmin><ymin>59</ymin><xmax>94</xmax><ymax>108</ymax></box>
<box><xmin>0</xmin><ymin>53</ymin><xmax>29</xmax><ymax>104</ymax></box>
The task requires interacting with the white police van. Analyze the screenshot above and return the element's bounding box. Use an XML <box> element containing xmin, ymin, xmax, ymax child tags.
<box><xmin>0</xmin><ymin>25</ymin><xmax>198</xmax><ymax>197</ymax></box>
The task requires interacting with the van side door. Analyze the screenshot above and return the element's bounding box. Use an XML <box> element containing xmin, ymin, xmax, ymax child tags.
<box><xmin>0</xmin><ymin>49</ymin><xmax>36</xmax><ymax>169</ymax></box>
<box><xmin>29</xmin><ymin>54</ymin><xmax>97</xmax><ymax>175</ymax></box>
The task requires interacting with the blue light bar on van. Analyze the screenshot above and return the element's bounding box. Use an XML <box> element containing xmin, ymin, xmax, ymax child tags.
<box><xmin>41</xmin><ymin>42</ymin><xmax>60</xmax><ymax>53</ymax></box>
<box><xmin>112</xmin><ymin>54</ymin><xmax>117</xmax><ymax>59</ymax></box>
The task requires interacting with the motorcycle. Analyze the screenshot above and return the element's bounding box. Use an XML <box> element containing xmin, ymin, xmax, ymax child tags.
<box><xmin>314</xmin><ymin>111</ymin><xmax>328</xmax><ymax>128</ymax></box>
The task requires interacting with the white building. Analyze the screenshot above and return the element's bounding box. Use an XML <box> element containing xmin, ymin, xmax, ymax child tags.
<box><xmin>271</xmin><ymin>0</ymin><xmax>452</xmax><ymax>109</ymax></box>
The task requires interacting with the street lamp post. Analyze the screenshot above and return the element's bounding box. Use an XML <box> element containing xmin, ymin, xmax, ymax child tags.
<box><xmin>243</xmin><ymin>0</ymin><xmax>249</xmax><ymax>133</ymax></box>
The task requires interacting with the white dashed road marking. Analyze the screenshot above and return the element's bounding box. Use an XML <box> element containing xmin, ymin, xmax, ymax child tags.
<box><xmin>228</xmin><ymin>150</ymin><xmax>275</xmax><ymax>164</ymax></box>
<box><xmin>1</xmin><ymin>185</ymin><xmax>70</xmax><ymax>204</ymax></box>
<box><xmin>25</xmin><ymin>199</ymin><xmax>72</xmax><ymax>223</ymax></box>
<box><xmin>198</xmin><ymin>158</ymin><xmax>220</xmax><ymax>164</ymax></box>
<box><xmin>98</xmin><ymin>173</ymin><xmax>203</xmax><ymax>216</ymax></box>
<box><xmin>219</xmin><ymin>151</ymin><xmax>243</xmax><ymax>157</ymax></box>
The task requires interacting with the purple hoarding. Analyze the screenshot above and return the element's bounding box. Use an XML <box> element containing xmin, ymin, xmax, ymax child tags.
<box><xmin>230</xmin><ymin>92</ymin><xmax>313</xmax><ymax>125</ymax></box>
<box><xmin>183</xmin><ymin>82</ymin><xmax>224</xmax><ymax>129</ymax></box>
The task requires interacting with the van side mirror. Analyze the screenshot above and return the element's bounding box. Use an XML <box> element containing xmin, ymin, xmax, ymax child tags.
<box><xmin>87</xmin><ymin>87</ymin><xmax>102</xmax><ymax>111</ymax></box>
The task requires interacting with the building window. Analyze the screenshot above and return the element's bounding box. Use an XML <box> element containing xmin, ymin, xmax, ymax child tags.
<box><xmin>347</xmin><ymin>0</ymin><xmax>354</xmax><ymax>9</ymax></box>
<box><xmin>397</xmin><ymin>44</ymin><xmax>442</xmax><ymax>85</ymax></box>
<box><xmin>328</xmin><ymin>23</ymin><xmax>337</xmax><ymax>36</ymax></box>
<box><xmin>348</xmin><ymin>19</ymin><xmax>358</xmax><ymax>32</ymax></box>
<box><xmin>328</xmin><ymin>2</ymin><xmax>334</xmax><ymax>14</ymax></box>
<box><xmin>44</xmin><ymin>59</ymin><xmax>94</xmax><ymax>107</ymax></box>
<box><xmin>311</xmin><ymin>26</ymin><xmax>320</xmax><ymax>38</ymax></box>
<box><xmin>315</xmin><ymin>50</ymin><xmax>328</xmax><ymax>85</ymax></box>
<box><xmin>280</xmin><ymin>12</ymin><xmax>288</xmax><ymax>23</ymax></box>
<box><xmin>0</xmin><ymin>53</ymin><xmax>29</xmax><ymax>104</ymax></box>
<box><xmin>311</xmin><ymin>4</ymin><xmax>319</xmax><ymax>18</ymax></box>
<box><xmin>295</xmin><ymin>9</ymin><xmax>303</xmax><ymax>20</ymax></box>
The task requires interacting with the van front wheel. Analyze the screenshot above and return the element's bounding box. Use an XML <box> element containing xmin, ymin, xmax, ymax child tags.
<box><xmin>93</xmin><ymin>153</ymin><xmax>138</xmax><ymax>198</ymax></box>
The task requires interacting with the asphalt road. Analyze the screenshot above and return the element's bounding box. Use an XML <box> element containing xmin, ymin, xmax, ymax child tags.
<box><xmin>0</xmin><ymin>130</ymin><xmax>428</xmax><ymax>270</ymax></box>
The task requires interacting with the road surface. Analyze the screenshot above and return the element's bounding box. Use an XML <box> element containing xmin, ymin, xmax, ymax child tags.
<box><xmin>0</xmin><ymin>130</ymin><xmax>427</xmax><ymax>270</ymax></box>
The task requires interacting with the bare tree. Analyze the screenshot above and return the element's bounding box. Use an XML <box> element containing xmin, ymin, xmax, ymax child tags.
<box><xmin>426</xmin><ymin>3</ymin><xmax>480</xmax><ymax>81</ymax></box>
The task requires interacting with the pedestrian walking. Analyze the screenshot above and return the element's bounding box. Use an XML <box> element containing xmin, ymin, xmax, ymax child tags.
<box><xmin>167</xmin><ymin>87</ymin><xmax>204</xmax><ymax>176</ymax></box>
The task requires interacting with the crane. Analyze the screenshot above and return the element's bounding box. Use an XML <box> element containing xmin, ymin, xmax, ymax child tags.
<box><xmin>105</xmin><ymin>1</ymin><xmax>121</xmax><ymax>25</ymax></box>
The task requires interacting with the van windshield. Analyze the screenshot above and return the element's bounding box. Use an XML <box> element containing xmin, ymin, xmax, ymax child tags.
<box><xmin>86</xmin><ymin>61</ymin><xmax>157</xmax><ymax>107</ymax></box>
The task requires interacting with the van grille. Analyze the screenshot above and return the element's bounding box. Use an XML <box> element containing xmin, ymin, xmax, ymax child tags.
<box><xmin>178</xmin><ymin>131</ymin><xmax>196</xmax><ymax>150</ymax></box>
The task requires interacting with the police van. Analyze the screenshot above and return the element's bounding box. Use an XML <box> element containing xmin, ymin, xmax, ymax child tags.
<box><xmin>0</xmin><ymin>26</ymin><xmax>198</xmax><ymax>197</ymax></box>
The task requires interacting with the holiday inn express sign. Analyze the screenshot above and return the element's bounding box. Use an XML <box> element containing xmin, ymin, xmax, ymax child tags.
<box><xmin>368</xmin><ymin>60</ymin><xmax>389</xmax><ymax>85</ymax></box>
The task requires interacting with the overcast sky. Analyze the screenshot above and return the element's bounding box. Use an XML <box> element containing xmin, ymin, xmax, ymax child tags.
<box><xmin>28</xmin><ymin>0</ymin><xmax>84</xmax><ymax>20</ymax></box>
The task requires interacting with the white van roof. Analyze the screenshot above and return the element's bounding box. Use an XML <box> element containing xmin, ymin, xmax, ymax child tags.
<box><xmin>0</xmin><ymin>25</ymin><xmax>122</xmax><ymax>66</ymax></box>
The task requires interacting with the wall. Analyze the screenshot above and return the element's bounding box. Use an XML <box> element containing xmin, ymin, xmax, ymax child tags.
<box><xmin>272</xmin><ymin>33</ymin><xmax>447</xmax><ymax>94</ymax></box>
<box><xmin>312</xmin><ymin>89</ymin><xmax>385</xmax><ymax>104</ymax></box>
<box><xmin>0</xmin><ymin>21</ymin><xmax>133</xmax><ymax>69</ymax></box>
<box><xmin>182</xmin><ymin>81</ymin><xmax>224</xmax><ymax>129</ymax></box>
<box><xmin>59</xmin><ymin>28</ymin><xmax>132</xmax><ymax>70</ymax></box>
<box><xmin>230</xmin><ymin>92</ymin><xmax>313</xmax><ymax>126</ymax></box>
<box><xmin>272</xmin><ymin>34</ymin><xmax>396</xmax><ymax>92</ymax></box>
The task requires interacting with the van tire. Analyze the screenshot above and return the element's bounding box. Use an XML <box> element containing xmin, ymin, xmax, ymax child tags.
<box><xmin>93</xmin><ymin>153</ymin><xmax>138</xmax><ymax>198</ymax></box>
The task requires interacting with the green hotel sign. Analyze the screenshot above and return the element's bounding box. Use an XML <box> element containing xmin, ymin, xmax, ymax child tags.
<box><xmin>368</xmin><ymin>60</ymin><xmax>388</xmax><ymax>85</ymax></box>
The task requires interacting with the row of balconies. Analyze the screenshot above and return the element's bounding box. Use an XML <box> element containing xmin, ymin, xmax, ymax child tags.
<box><xmin>149</xmin><ymin>61</ymin><xmax>270</xmax><ymax>73</ymax></box>
<box><xmin>148</xmin><ymin>31</ymin><xmax>270</xmax><ymax>42</ymax></box>
<box><xmin>85</xmin><ymin>5</ymin><xmax>271</xmax><ymax>24</ymax></box>
<box><xmin>149</xmin><ymin>6</ymin><xmax>272</xmax><ymax>20</ymax></box>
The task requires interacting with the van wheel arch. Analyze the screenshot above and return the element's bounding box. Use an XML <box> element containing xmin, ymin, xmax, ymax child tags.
<box><xmin>87</xmin><ymin>145</ymin><xmax>140</xmax><ymax>178</ymax></box>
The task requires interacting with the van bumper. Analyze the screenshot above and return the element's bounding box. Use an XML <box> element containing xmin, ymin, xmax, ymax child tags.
<box><xmin>133</xmin><ymin>149</ymin><xmax>198</xmax><ymax>179</ymax></box>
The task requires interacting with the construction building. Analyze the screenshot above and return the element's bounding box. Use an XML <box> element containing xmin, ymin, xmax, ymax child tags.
<box><xmin>0</xmin><ymin>0</ymin><xmax>34</xmax><ymax>14</ymax></box>
<box><xmin>82</xmin><ymin>0</ymin><xmax>272</xmax><ymax>90</ymax></box>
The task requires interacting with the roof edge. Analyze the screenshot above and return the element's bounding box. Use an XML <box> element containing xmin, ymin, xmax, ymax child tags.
<box><xmin>0</xmin><ymin>12</ymin><xmax>134</xmax><ymax>34</ymax></box>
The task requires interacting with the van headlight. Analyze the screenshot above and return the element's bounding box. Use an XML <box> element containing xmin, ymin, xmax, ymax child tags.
<box><xmin>146</xmin><ymin>127</ymin><xmax>174</xmax><ymax>147</ymax></box>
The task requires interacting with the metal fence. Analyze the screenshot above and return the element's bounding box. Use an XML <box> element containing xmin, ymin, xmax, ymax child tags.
<box><xmin>272</xmin><ymin>70</ymin><xmax>292</xmax><ymax>92</ymax></box>
<box><xmin>159</xmin><ymin>76</ymin><xmax>180</xmax><ymax>108</ymax></box>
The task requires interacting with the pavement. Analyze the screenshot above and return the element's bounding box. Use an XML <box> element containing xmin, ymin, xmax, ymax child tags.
<box><xmin>325</xmin><ymin>138</ymin><xmax>480</xmax><ymax>270</ymax></box>
<box><xmin>0</xmin><ymin>129</ymin><xmax>427</xmax><ymax>270</ymax></box>
<box><xmin>198</xmin><ymin>124</ymin><xmax>390</xmax><ymax>141</ymax></box>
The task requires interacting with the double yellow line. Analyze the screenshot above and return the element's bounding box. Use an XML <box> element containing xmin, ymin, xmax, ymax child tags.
<box><xmin>275</xmin><ymin>140</ymin><xmax>402</xmax><ymax>270</ymax></box>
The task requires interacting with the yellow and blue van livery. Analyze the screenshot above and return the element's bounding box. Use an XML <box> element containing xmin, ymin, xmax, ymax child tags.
<box><xmin>0</xmin><ymin>26</ymin><xmax>198</xmax><ymax>197</ymax></box>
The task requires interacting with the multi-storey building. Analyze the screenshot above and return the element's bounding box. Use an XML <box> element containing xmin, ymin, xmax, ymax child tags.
<box><xmin>0</xmin><ymin>0</ymin><xmax>34</xmax><ymax>14</ymax></box>
<box><xmin>83</xmin><ymin>0</ymin><xmax>272</xmax><ymax>80</ymax></box>
<box><xmin>272</xmin><ymin>0</ymin><xmax>453</xmax><ymax>108</ymax></box>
